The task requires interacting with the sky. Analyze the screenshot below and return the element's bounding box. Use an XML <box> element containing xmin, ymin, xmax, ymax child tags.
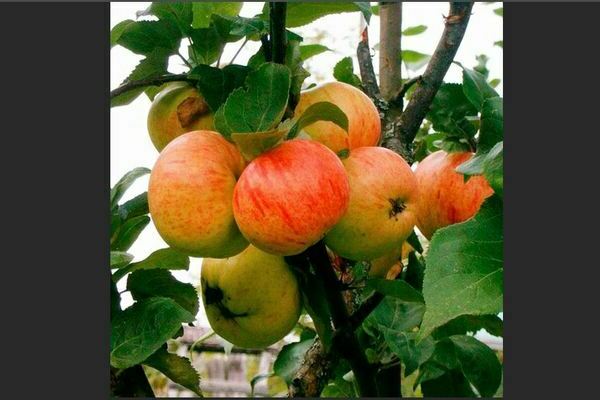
<box><xmin>110</xmin><ymin>2</ymin><xmax>503</xmax><ymax>343</ymax></box>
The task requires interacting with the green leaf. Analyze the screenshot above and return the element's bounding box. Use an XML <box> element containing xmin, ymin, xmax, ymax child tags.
<box><xmin>111</xmin><ymin>215</ymin><xmax>150</xmax><ymax>252</ymax></box>
<box><xmin>494</xmin><ymin>40</ymin><xmax>503</xmax><ymax>48</ymax></box>
<box><xmin>144</xmin><ymin>345</ymin><xmax>202</xmax><ymax>396</ymax></box>
<box><xmin>127</xmin><ymin>269</ymin><xmax>199</xmax><ymax>316</ymax></box>
<box><xmin>432</xmin><ymin>314</ymin><xmax>503</xmax><ymax>339</ymax></box>
<box><xmin>478</xmin><ymin>97</ymin><xmax>503</xmax><ymax>153</ymax></box>
<box><xmin>460</xmin><ymin>64</ymin><xmax>499</xmax><ymax>110</ymax></box>
<box><xmin>110</xmin><ymin>251</ymin><xmax>133</xmax><ymax>269</ymax></box>
<box><xmin>110</xmin><ymin>168</ymin><xmax>150</xmax><ymax>209</ymax></box>
<box><xmin>110</xmin><ymin>297</ymin><xmax>194</xmax><ymax>369</ymax></box>
<box><xmin>494</xmin><ymin>7</ymin><xmax>503</xmax><ymax>16</ymax></box>
<box><xmin>299</xmin><ymin>44</ymin><xmax>331</xmax><ymax>60</ymax></box>
<box><xmin>333</xmin><ymin>57</ymin><xmax>362</xmax><ymax>88</ymax></box>
<box><xmin>111</xmin><ymin>49</ymin><xmax>171</xmax><ymax>107</ymax></box>
<box><xmin>447</xmin><ymin>335</ymin><xmax>502</xmax><ymax>396</ymax></box>
<box><xmin>288</xmin><ymin>102</ymin><xmax>348</xmax><ymax>140</ymax></box>
<box><xmin>419</xmin><ymin>196</ymin><xmax>503</xmax><ymax>339</ymax></box>
<box><xmin>229</xmin><ymin>16</ymin><xmax>268</xmax><ymax>38</ymax></box>
<box><xmin>426</xmin><ymin>83</ymin><xmax>479</xmax><ymax>142</ymax></box>
<box><xmin>420</xmin><ymin>368</ymin><xmax>476</xmax><ymax>397</ymax></box>
<box><xmin>365</xmin><ymin>279</ymin><xmax>424</xmax><ymax>304</ymax></box>
<box><xmin>456</xmin><ymin>142</ymin><xmax>503</xmax><ymax>198</ymax></box>
<box><xmin>113</xmin><ymin>248</ymin><xmax>190</xmax><ymax>282</ymax></box>
<box><xmin>402</xmin><ymin>25</ymin><xmax>427</xmax><ymax>36</ymax></box>
<box><xmin>118</xmin><ymin>192</ymin><xmax>149</xmax><ymax>221</ymax></box>
<box><xmin>321</xmin><ymin>377</ymin><xmax>358</xmax><ymax>397</ymax></box>
<box><xmin>214</xmin><ymin>62</ymin><xmax>291</xmax><ymax>138</ymax></box>
<box><xmin>117</xmin><ymin>20</ymin><xmax>182</xmax><ymax>55</ymax></box>
<box><xmin>191</xmin><ymin>64</ymin><xmax>250</xmax><ymax>112</ymax></box>
<box><xmin>138</xmin><ymin>3</ymin><xmax>193</xmax><ymax>36</ymax></box>
<box><xmin>191</xmin><ymin>2</ymin><xmax>242</xmax><ymax>29</ymax></box>
<box><xmin>401</xmin><ymin>50</ymin><xmax>431</xmax><ymax>71</ymax></box>
<box><xmin>282</xmin><ymin>2</ymin><xmax>371</xmax><ymax>28</ymax></box>
<box><xmin>286</xmin><ymin>40</ymin><xmax>311</xmax><ymax>102</ymax></box>
<box><xmin>250</xmin><ymin>373</ymin><xmax>275</xmax><ymax>397</ymax></box>
<box><xmin>474</xmin><ymin>54</ymin><xmax>490</xmax><ymax>79</ymax></box>
<box><xmin>273</xmin><ymin>339</ymin><xmax>314</xmax><ymax>385</ymax></box>
<box><xmin>366</xmin><ymin>297</ymin><xmax>425</xmax><ymax>334</ymax></box>
<box><xmin>384</xmin><ymin>331</ymin><xmax>435</xmax><ymax>376</ymax></box>
<box><xmin>188</xmin><ymin>25</ymin><xmax>226</xmax><ymax>66</ymax></box>
<box><xmin>110</xmin><ymin>19</ymin><xmax>135</xmax><ymax>48</ymax></box>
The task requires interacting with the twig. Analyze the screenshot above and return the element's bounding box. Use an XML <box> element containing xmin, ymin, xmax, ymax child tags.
<box><xmin>356</xmin><ymin>27</ymin><xmax>383</xmax><ymax>105</ymax></box>
<box><xmin>110</xmin><ymin>74</ymin><xmax>195</xmax><ymax>99</ymax></box>
<box><xmin>396</xmin><ymin>75</ymin><xmax>422</xmax><ymax>101</ymax></box>
<box><xmin>349</xmin><ymin>291</ymin><xmax>385</xmax><ymax>330</ymax></box>
<box><xmin>306</xmin><ymin>242</ymin><xmax>378</xmax><ymax>397</ymax></box>
<box><xmin>382</xmin><ymin>2</ymin><xmax>474</xmax><ymax>162</ymax></box>
<box><xmin>269</xmin><ymin>2</ymin><xmax>287</xmax><ymax>65</ymax></box>
<box><xmin>379</xmin><ymin>2</ymin><xmax>403</xmax><ymax>101</ymax></box>
<box><xmin>177</xmin><ymin>51</ymin><xmax>192</xmax><ymax>69</ymax></box>
<box><xmin>229</xmin><ymin>37</ymin><xmax>249</xmax><ymax>65</ymax></box>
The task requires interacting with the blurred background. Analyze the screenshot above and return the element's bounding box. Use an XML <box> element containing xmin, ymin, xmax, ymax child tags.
<box><xmin>111</xmin><ymin>2</ymin><xmax>503</xmax><ymax>396</ymax></box>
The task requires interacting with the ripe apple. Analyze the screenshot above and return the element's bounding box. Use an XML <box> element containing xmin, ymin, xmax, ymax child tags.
<box><xmin>324</xmin><ymin>147</ymin><xmax>418</xmax><ymax>261</ymax></box>
<box><xmin>294</xmin><ymin>81</ymin><xmax>381</xmax><ymax>154</ymax></box>
<box><xmin>233</xmin><ymin>139</ymin><xmax>350</xmax><ymax>256</ymax></box>
<box><xmin>147</xmin><ymin>82</ymin><xmax>214</xmax><ymax>152</ymax></box>
<box><xmin>415</xmin><ymin>150</ymin><xmax>494</xmax><ymax>239</ymax></box>
<box><xmin>148</xmin><ymin>130</ymin><xmax>248</xmax><ymax>258</ymax></box>
<box><xmin>201</xmin><ymin>245</ymin><xmax>302</xmax><ymax>349</ymax></box>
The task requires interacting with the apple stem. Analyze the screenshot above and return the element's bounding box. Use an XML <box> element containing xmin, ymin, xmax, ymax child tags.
<box><xmin>305</xmin><ymin>241</ymin><xmax>379</xmax><ymax>397</ymax></box>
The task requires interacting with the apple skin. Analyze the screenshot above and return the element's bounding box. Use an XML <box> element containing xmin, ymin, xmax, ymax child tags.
<box><xmin>147</xmin><ymin>82</ymin><xmax>214</xmax><ymax>152</ymax></box>
<box><xmin>148</xmin><ymin>130</ymin><xmax>249</xmax><ymax>258</ymax></box>
<box><xmin>415</xmin><ymin>150</ymin><xmax>494</xmax><ymax>240</ymax></box>
<box><xmin>294</xmin><ymin>82</ymin><xmax>381</xmax><ymax>154</ymax></box>
<box><xmin>324</xmin><ymin>147</ymin><xmax>418</xmax><ymax>261</ymax></box>
<box><xmin>233</xmin><ymin>139</ymin><xmax>350</xmax><ymax>256</ymax></box>
<box><xmin>201</xmin><ymin>245</ymin><xmax>302</xmax><ymax>349</ymax></box>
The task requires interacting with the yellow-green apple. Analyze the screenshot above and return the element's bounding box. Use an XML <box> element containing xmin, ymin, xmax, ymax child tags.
<box><xmin>148</xmin><ymin>130</ymin><xmax>248</xmax><ymax>258</ymax></box>
<box><xmin>233</xmin><ymin>139</ymin><xmax>350</xmax><ymax>256</ymax></box>
<box><xmin>147</xmin><ymin>82</ymin><xmax>214</xmax><ymax>152</ymax></box>
<box><xmin>415</xmin><ymin>150</ymin><xmax>494</xmax><ymax>239</ymax></box>
<box><xmin>201</xmin><ymin>245</ymin><xmax>302</xmax><ymax>349</ymax></box>
<box><xmin>324</xmin><ymin>147</ymin><xmax>418</xmax><ymax>261</ymax></box>
<box><xmin>294</xmin><ymin>82</ymin><xmax>381</xmax><ymax>154</ymax></box>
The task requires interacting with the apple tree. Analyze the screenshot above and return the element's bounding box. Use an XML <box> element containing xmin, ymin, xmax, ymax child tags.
<box><xmin>110</xmin><ymin>2</ymin><xmax>503</xmax><ymax>397</ymax></box>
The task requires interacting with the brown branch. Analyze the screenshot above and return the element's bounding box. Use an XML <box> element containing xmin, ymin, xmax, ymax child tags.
<box><xmin>110</xmin><ymin>74</ymin><xmax>194</xmax><ymax>99</ymax></box>
<box><xmin>289</xmin><ymin>340</ymin><xmax>337</xmax><ymax>397</ymax></box>
<box><xmin>382</xmin><ymin>2</ymin><xmax>474</xmax><ymax>162</ymax></box>
<box><xmin>357</xmin><ymin>27</ymin><xmax>385</xmax><ymax>110</ymax></box>
<box><xmin>379</xmin><ymin>2</ymin><xmax>403</xmax><ymax>101</ymax></box>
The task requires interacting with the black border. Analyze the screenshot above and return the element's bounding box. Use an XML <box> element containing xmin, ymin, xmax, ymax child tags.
<box><xmin>1</xmin><ymin>1</ymin><xmax>600</xmax><ymax>399</ymax></box>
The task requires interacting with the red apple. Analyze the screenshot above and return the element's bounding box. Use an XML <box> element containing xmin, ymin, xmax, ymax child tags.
<box><xmin>324</xmin><ymin>147</ymin><xmax>419</xmax><ymax>260</ymax></box>
<box><xmin>148</xmin><ymin>130</ymin><xmax>249</xmax><ymax>258</ymax></box>
<box><xmin>147</xmin><ymin>82</ymin><xmax>214</xmax><ymax>152</ymax></box>
<box><xmin>415</xmin><ymin>150</ymin><xmax>494</xmax><ymax>239</ymax></box>
<box><xmin>294</xmin><ymin>82</ymin><xmax>381</xmax><ymax>154</ymax></box>
<box><xmin>233</xmin><ymin>139</ymin><xmax>350</xmax><ymax>256</ymax></box>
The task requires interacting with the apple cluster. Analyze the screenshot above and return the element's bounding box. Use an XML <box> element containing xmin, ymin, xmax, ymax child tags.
<box><xmin>145</xmin><ymin>81</ymin><xmax>493</xmax><ymax>349</ymax></box>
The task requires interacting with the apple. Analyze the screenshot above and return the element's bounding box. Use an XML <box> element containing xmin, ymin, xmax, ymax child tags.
<box><xmin>147</xmin><ymin>82</ymin><xmax>214</xmax><ymax>152</ymax></box>
<box><xmin>148</xmin><ymin>130</ymin><xmax>249</xmax><ymax>258</ymax></box>
<box><xmin>294</xmin><ymin>81</ymin><xmax>381</xmax><ymax>155</ymax></box>
<box><xmin>233</xmin><ymin>139</ymin><xmax>350</xmax><ymax>256</ymax></box>
<box><xmin>369</xmin><ymin>242</ymin><xmax>414</xmax><ymax>278</ymax></box>
<box><xmin>201</xmin><ymin>245</ymin><xmax>302</xmax><ymax>349</ymax></box>
<box><xmin>324</xmin><ymin>147</ymin><xmax>418</xmax><ymax>261</ymax></box>
<box><xmin>414</xmin><ymin>150</ymin><xmax>494</xmax><ymax>239</ymax></box>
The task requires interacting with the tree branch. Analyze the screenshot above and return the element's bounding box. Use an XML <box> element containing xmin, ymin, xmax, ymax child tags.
<box><xmin>379</xmin><ymin>2</ymin><xmax>403</xmax><ymax>101</ymax></box>
<box><xmin>110</xmin><ymin>74</ymin><xmax>194</xmax><ymax>99</ymax></box>
<box><xmin>357</xmin><ymin>27</ymin><xmax>385</xmax><ymax>111</ymax></box>
<box><xmin>382</xmin><ymin>1</ymin><xmax>474</xmax><ymax>162</ymax></box>
<box><xmin>269</xmin><ymin>2</ymin><xmax>287</xmax><ymax>65</ymax></box>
